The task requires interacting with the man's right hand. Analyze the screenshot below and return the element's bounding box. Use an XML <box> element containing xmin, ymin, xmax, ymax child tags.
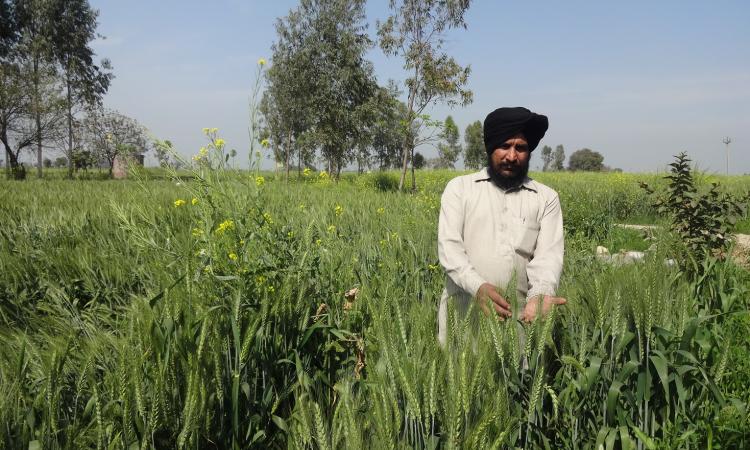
<box><xmin>476</xmin><ymin>283</ymin><xmax>512</xmax><ymax>318</ymax></box>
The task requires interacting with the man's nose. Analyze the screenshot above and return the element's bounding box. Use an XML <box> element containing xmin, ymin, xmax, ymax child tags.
<box><xmin>505</xmin><ymin>148</ymin><xmax>518</xmax><ymax>161</ymax></box>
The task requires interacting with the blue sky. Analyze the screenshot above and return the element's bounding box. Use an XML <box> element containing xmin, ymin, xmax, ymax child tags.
<box><xmin>89</xmin><ymin>0</ymin><xmax>750</xmax><ymax>173</ymax></box>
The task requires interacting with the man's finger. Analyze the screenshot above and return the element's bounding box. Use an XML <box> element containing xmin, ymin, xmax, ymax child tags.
<box><xmin>493</xmin><ymin>302</ymin><xmax>512</xmax><ymax>317</ymax></box>
<box><xmin>487</xmin><ymin>291</ymin><xmax>510</xmax><ymax>310</ymax></box>
<box><xmin>549</xmin><ymin>297</ymin><xmax>567</xmax><ymax>305</ymax></box>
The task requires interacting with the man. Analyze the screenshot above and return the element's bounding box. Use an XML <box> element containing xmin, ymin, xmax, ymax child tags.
<box><xmin>437</xmin><ymin>107</ymin><xmax>565</xmax><ymax>344</ymax></box>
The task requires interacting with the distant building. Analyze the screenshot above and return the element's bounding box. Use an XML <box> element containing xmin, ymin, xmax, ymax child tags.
<box><xmin>112</xmin><ymin>153</ymin><xmax>145</xmax><ymax>179</ymax></box>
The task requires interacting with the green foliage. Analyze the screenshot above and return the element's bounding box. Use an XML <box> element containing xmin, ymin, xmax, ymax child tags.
<box><xmin>551</xmin><ymin>144</ymin><xmax>565</xmax><ymax>171</ymax></box>
<box><xmin>377</xmin><ymin>0</ymin><xmax>473</xmax><ymax>190</ymax></box>
<box><xmin>436</xmin><ymin>115</ymin><xmax>461</xmax><ymax>169</ymax></box>
<box><xmin>641</xmin><ymin>152</ymin><xmax>749</xmax><ymax>269</ymax></box>
<box><xmin>412</xmin><ymin>151</ymin><xmax>425</xmax><ymax>170</ymax></box>
<box><xmin>463</xmin><ymin>120</ymin><xmax>484</xmax><ymax>170</ymax></box>
<box><xmin>568</xmin><ymin>148</ymin><xmax>604</xmax><ymax>172</ymax></box>
<box><xmin>540</xmin><ymin>145</ymin><xmax>552</xmax><ymax>171</ymax></box>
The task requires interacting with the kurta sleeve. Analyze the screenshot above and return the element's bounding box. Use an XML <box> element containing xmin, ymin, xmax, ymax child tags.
<box><xmin>526</xmin><ymin>192</ymin><xmax>564</xmax><ymax>301</ymax></box>
<box><xmin>438</xmin><ymin>179</ymin><xmax>486</xmax><ymax>297</ymax></box>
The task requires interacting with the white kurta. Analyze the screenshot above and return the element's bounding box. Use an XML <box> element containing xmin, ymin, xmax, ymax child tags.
<box><xmin>437</xmin><ymin>168</ymin><xmax>564</xmax><ymax>344</ymax></box>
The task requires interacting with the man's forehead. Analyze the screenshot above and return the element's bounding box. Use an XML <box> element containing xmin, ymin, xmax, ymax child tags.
<box><xmin>503</xmin><ymin>133</ymin><xmax>528</xmax><ymax>143</ymax></box>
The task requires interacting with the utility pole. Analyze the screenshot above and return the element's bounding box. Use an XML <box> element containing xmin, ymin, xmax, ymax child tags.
<box><xmin>722</xmin><ymin>137</ymin><xmax>732</xmax><ymax>175</ymax></box>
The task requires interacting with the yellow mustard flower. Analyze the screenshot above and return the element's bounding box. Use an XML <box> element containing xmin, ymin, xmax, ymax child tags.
<box><xmin>263</xmin><ymin>212</ymin><xmax>273</xmax><ymax>224</ymax></box>
<box><xmin>210</xmin><ymin>127</ymin><xmax>218</xmax><ymax>134</ymax></box>
<box><xmin>239</xmin><ymin>239</ymin><xmax>245</xmax><ymax>245</ymax></box>
<box><xmin>267</xmin><ymin>286</ymin><xmax>275</xmax><ymax>293</ymax></box>
<box><xmin>255</xmin><ymin>275</ymin><xmax>267</xmax><ymax>285</ymax></box>
<box><xmin>376</xmin><ymin>207</ymin><xmax>385</xmax><ymax>214</ymax></box>
<box><xmin>258</xmin><ymin>58</ymin><xmax>267</xmax><ymax>66</ymax></box>
<box><xmin>174</xmin><ymin>199</ymin><xmax>186</xmax><ymax>207</ymax></box>
<box><xmin>260</xmin><ymin>138</ymin><xmax>270</xmax><ymax>148</ymax></box>
<box><xmin>202</xmin><ymin>128</ymin><xmax>210</xmax><ymax>135</ymax></box>
<box><xmin>215</xmin><ymin>138</ymin><xmax>225</xmax><ymax>148</ymax></box>
<box><xmin>327</xmin><ymin>225</ymin><xmax>336</xmax><ymax>234</ymax></box>
<box><xmin>255</xmin><ymin>176</ymin><xmax>265</xmax><ymax>187</ymax></box>
<box><xmin>319</xmin><ymin>171</ymin><xmax>329</xmax><ymax>180</ymax></box>
<box><xmin>215</xmin><ymin>219</ymin><xmax>235</xmax><ymax>234</ymax></box>
<box><xmin>228</xmin><ymin>252</ymin><xmax>238</xmax><ymax>261</ymax></box>
<box><xmin>191</xmin><ymin>228</ymin><xmax>203</xmax><ymax>237</ymax></box>
<box><xmin>191</xmin><ymin>198</ymin><xmax>199</xmax><ymax>205</ymax></box>
<box><xmin>299</xmin><ymin>204</ymin><xmax>306</xmax><ymax>210</ymax></box>
<box><xmin>334</xmin><ymin>205</ymin><xmax>343</xmax><ymax>217</ymax></box>
<box><xmin>199</xmin><ymin>147</ymin><xmax>208</xmax><ymax>157</ymax></box>
<box><xmin>303</xmin><ymin>167</ymin><xmax>312</xmax><ymax>177</ymax></box>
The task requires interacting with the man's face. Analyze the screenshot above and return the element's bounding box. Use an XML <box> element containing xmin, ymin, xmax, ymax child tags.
<box><xmin>488</xmin><ymin>133</ymin><xmax>530</xmax><ymax>187</ymax></box>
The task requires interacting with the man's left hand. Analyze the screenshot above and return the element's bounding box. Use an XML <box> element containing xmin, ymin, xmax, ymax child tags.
<box><xmin>520</xmin><ymin>295</ymin><xmax>567</xmax><ymax>322</ymax></box>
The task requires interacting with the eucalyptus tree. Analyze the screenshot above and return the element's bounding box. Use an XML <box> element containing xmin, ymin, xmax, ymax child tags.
<box><xmin>14</xmin><ymin>0</ymin><xmax>58</xmax><ymax>178</ymax></box>
<box><xmin>540</xmin><ymin>145</ymin><xmax>552</xmax><ymax>171</ymax></box>
<box><xmin>552</xmin><ymin>144</ymin><xmax>565</xmax><ymax>171</ymax></box>
<box><xmin>463</xmin><ymin>120</ymin><xmax>483</xmax><ymax>170</ymax></box>
<box><xmin>263</xmin><ymin>5</ymin><xmax>315</xmax><ymax>180</ymax></box>
<box><xmin>301</xmin><ymin>0</ymin><xmax>376</xmax><ymax>179</ymax></box>
<box><xmin>49</xmin><ymin>0</ymin><xmax>112</xmax><ymax>179</ymax></box>
<box><xmin>377</xmin><ymin>0</ymin><xmax>473</xmax><ymax>190</ymax></box>
<box><xmin>436</xmin><ymin>115</ymin><xmax>461</xmax><ymax>169</ymax></box>
<box><xmin>0</xmin><ymin>51</ymin><xmax>64</xmax><ymax>179</ymax></box>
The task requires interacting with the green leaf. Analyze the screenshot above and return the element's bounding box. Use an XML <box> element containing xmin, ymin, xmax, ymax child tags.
<box><xmin>630</xmin><ymin>425</ymin><xmax>656</xmax><ymax>449</ymax></box>
<box><xmin>649</xmin><ymin>353</ymin><xmax>670</xmax><ymax>401</ymax></box>
<box><xmin>272</xmin><ymin>415</ymin><xmax>288</xmax><ymax>432</ymax></box>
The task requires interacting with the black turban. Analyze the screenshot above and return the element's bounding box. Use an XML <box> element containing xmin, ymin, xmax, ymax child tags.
<box><xmin>483</xmin><ymin>107</ymin><xmax>548</xmax><ymax>154</ymax></box>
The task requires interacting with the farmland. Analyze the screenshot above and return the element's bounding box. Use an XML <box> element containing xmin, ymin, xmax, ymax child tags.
<box><xmin>1</xmin><ymin>165</ymin><xmax>749</xmax><ymax>449</ymax></box>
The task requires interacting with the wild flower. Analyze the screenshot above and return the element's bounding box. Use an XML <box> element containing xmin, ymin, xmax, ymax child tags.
<box><xmin>327</xmin><ymin>225</ymin><xmax>336</xmax><ymax>234</ymax></box>
<box><xmin>335</xmin><ymin>205</ymin><xmax>343</xmax><ymax>217</ymax></box>
<box><xmin>260</xmin><ymin>138</ymin><xmax>270</xmax><ymax>148</ymax></box>
<box><xmin>319</xmin><ymin>171</ymin><xmax>329</xmax><ymax>180</ymax></box>
<box><xmin>215</xmin><ymin>138</ymin><xmax>225</xmax><ymax>148</ymax></box>
<box><xmin>255</xmin><ymin>176</ymin><xmax>265</xmax><ymax>187</ymax></box>
<box><xmin>191</xmin><ymin>228</ymin><xmax>203</xmax><ymax>237</ymax></box>
<box><xmin>255</xmin><ymin>275</ymin><xmax>267</xmax><ymax>285</ymax></box>
<box><xmin>228</xmin><ymin>252</ymin><xmax>238</xmax><ymax>261</ymax></box>
<box><xmin>303</xmin><ymin>167</ymin><xmax>312</xmax><ymax>177</ymax></box>
<box><xmin>191</xmin><ymin>198</ymin><xmax>199</xmax><ymax>205</ymax></box>
<box><xmin>376</xmin><ymin>207</ymin><xmax>385</xmax><ymax>214</ymax></box>
<box><xmin>257</xmin><ymin>58</ymin><xmax>267</xmax><ymax>66</ymax></box>
<box><xmin>215</xmin><ymin>219</ymin><xmax>235</xmax><ymax>234</ymax></box>
<box><xmin>299</xmin><ymin>204</ymin><xmax>306</xmax><ymax>210</ymax></box>
<box><xmin>174</xmin><ymin>199</ymin><xmax>186</xmax><ymax>207</ymax></box>
<box><xmin>262</xmin><ymin>212</ymin><xmax>273</xmax><ymax>224</ymax></box>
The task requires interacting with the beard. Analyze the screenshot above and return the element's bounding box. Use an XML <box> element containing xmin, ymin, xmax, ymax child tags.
<box><xmin>487</xmin><ymin>153</ymin><xmax>530</xmax><ymax>190</ymax></box>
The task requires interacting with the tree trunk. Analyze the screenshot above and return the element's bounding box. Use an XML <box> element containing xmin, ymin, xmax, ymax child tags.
<box><xmin>297</xmin><ymin>145</ymin><xmax>302</xmax><ymax>179</ymax></box>
<box><xmin>285</xmin><ymin>131</ymin><xmax>291</xmax><ymax>182</ymax></box>
<box><xmin>410</xmin><ymin>147</ymin><xmax>416</xmax><ymax>191</ymax></box>
<box><xmin>34</xmin><ymin>57</ymin><xmax>42</xmax><ymax>178</ymax></box>
<box><xmin>66</xmin><ymin>74</ymin><xmax>74</xmax><ymax>179</ymax></box>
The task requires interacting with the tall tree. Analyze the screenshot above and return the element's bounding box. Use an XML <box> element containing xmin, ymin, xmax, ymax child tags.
<box><xmin>304</xmin><ymin>0</ymin><xmax>376</xmax><ymax>179</ymax></box>
<box><xmin>49</xmin><ymin>0</ymin><xmax>112</xmax><ymax>179</ymax></box>
<box><xmin>264</xmin><ymin>0</ymin><xmax>376</xmax><ymax>180</ymax></box>
<box><xmin>436</xmin><ymin>115</ymin><xmax>461</xmax><ymax>169</ymax></box>
<box><xmin>540</xmin><ymin>145</ymin><xmax>552</xmax><ymax>171</ymax></box>
<box><xmin>378</xmin><ymin>0</ymin><xmax>473</xmax><ymax>191</ymax></box>
<box><xmin>551</xmin><ymin>144</ymin><xmax>565</xmax><ymax>171</ymax></box>
<box><xmin>463</xmin><ymin>120</ymin><xmax>483</xmax><ymax>170</ymax></box>
<box><xmin>15</xmin><ymin>0</ymin><xmax>57</xmax><ymax>178</ymax></box>
<box><xmin>263</xmin><ymin>5</ymin><xmax>314</xmax><ymax>180</ymax></box>
<box><xmin>0</xmin><ymin>55</ymin><xmax>64</xmax><ymax>178</ymax></box>
<box><xmin>370</xmin><ymin>82</ymin><xmax>407</xmax><ymax>170</ymax></box>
